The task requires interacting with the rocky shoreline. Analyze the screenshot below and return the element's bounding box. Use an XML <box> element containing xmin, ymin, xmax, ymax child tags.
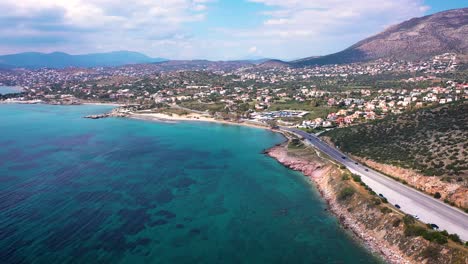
<box><xmin>84</xmin><ymin>107</ymin><xmax>130</xmax><ymax>119</ymax></box>
<box><xmin>266</xmin><ymin>143</ymin><xmax>413</xmax><ymax>264</ymax></box>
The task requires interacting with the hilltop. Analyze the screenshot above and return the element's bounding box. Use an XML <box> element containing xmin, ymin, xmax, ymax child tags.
<box><xmin>256</xmin><ymin>59</ymin><xmax>290</xmax><ymax>69</ymax></box>
<box><xmin>294</xmin><ymin>8</ymin><xmax>468</xmax><ymax>66</ymax></box>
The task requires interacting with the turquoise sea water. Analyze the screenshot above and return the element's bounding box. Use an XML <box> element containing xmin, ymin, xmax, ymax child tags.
<box><xmin>0</xmin><ymin>104</ymin><xmax>381</xmax><ymax>264</ymax></box>
<box><xmin>0</xmin><ymin>86</ymin><xmax>23</xmax><ymax>95</ymax></box>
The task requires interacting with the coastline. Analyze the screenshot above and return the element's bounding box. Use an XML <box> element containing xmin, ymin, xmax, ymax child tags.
<box><xmin>264</xmin><ymin>137</ymin><xmax>468</xmax><ymax>264</ymax></box>
<box><xmin>264</xmin><ymin>140</ymin><xmax>405</xmax><ymax>263</ymax></box>
<box><xmin>123</xmin><ymin>112</ymin><xmax>396</xmax><ymax>261</ymax></box>
<box><xmin>0</xmin><ymin>100</ymin><xmax>124</xmax><ymax>106</ymax></box>
<box><xmin>4</xmin><ymin>102</ymin><xmax>466</xmax><ymax>262</ymax></box>
<box><xmin>125</xmin><ymin>112</ymin><xmax>273</xmax><ymax>131</ymax></box>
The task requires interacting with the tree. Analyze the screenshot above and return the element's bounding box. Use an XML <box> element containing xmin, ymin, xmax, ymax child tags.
<box><xmin>434</xmin><ymin>192</ymin><xmax>441</xmax><ymax>199</ymax></box>
<box><xmin>266</xmin><ymin>119</ymin><xmax>279</xmax><ymax>129</ymax></box>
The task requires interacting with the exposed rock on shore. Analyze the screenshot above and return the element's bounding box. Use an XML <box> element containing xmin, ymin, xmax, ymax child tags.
<box><xmin>266</xmin><ymin>143</ymin><xmax>468</xmax><ymax>264</ymax></box>
<box><xmin>84</xmin><ymin>107</ymin><xmax>130</xmax><ymax>119</ymax></box>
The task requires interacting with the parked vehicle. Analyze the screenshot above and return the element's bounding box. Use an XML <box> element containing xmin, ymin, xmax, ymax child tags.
<box><xmin>395</xmin><ymin>204</ymin><xmax>401</xmax><ymax>209</ymax></box>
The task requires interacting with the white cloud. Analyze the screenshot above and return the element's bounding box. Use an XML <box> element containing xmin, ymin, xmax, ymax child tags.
<box><xmin>225</xmin><ymin>0</ymin><xmax>430</xmax><ymax>59</ymax></box>
<box><xmin>0</xmin><ymin>0</ymin><xmax>212</xmax><ymax>57</ymax></box>
<box><xmin>248</xmin><ymin>0</ymin><xmax>430</xmax><ymax>38</ymax></box>
<box><xmin>0</xmin><ymin>0</ymin><xmax>433</xmax><ymax>60</ymax></box>
<box><xmin>264</xmin><ymin>18</ymin><xmax>291</xmax><ymax>25</ymax></box>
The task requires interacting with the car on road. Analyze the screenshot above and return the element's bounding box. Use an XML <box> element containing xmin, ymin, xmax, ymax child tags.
<box><xmin>355</xmin><ymin>162</ymin><xmax>358</xmax><ymax>165</ymax></box>
<box><xmin>365</xmin><ymin>168</ymin><xmax>369</xmax><ymax>172</ymax></box>
<box><xmin>379</xmin><ymin>194</ymin><xmax>384</xmax><ymax>198</ymax></box>
<box><xmin>413</xmin><ymin>215</ymin><xmax>419</xmax><ymax>220</ymax></box>
<box><xmin>430</xmin><ymin>223</ymin><xmax>439</xmax><ymax>230</ymax></box>
<box><xmin>395</xmin><ymin>204</ymin><xmax>401</xmax><ymax>209</ymax></box>
<box><xmin>341</xmin><ymin>156</ymin><xmax>346</xmax><ymax>159</ymax></box>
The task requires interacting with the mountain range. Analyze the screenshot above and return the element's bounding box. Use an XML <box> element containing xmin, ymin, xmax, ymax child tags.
<box><xmin>0</xmin><ymin>51</ymin><xmax>167</xmax><ymax>69</ymax></box>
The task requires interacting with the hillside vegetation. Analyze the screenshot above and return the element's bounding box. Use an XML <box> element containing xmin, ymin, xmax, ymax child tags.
<box><xmin>323</xmin><ymin>102</ymin><xmax>468</xmax><ymax>181</ymax></box>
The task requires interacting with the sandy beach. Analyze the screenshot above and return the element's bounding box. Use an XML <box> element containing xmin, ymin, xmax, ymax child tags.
<box><xmin>128</xmin><ymin>112</ymin><xmax>272</xmax><ymax>131</ymax></box>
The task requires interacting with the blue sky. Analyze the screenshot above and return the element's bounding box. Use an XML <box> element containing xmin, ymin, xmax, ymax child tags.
<box><xmin>0</xmin><ymin>0</ymin><xmax>466</xmax><ymax>60</ymax></box>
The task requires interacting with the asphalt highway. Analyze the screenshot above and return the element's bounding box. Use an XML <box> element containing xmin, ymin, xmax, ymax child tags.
<box><xmin>283</xmin><ymin>127</ymin><xmax>468</xmax><ymax>241</ymax></box>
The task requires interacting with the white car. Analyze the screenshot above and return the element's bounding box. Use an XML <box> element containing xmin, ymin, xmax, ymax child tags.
<box><xmin>413</xmin><ymin>215</ymin><xmax>419</xmax><ymax>220</ymax></box>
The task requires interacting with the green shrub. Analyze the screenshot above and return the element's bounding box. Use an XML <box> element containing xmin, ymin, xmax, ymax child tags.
<box><xmin>404</xmin><ymin>225</ymin><xmax>426</xmax><ymax>237</ymax></box>
<box><xmin>448</xmin><ymin>233</ymin><xmax>462</xmax><ymax>244</ymax></box>
<box><xmin>341</xmin><ymin>174</ymin><xmax>350</xmax><ymax>181</ymax></box>
<box><xmin>403</xmin><ymin>215</ymin><xmax>415</xmax><ymax>225</ymax></box>
<box><xmin>392</xmin><ymin>219</ymin><xmax>401</xmax><ymax>227</ymax></box>
<box><xmin>372</xmin><ymin>198</ymin><xmax>381</xmax><ymax>205</ymax></box>
<box><xmin>380</xmin><ymin>207</ymin><xmax>392</xmax><ymax>214</ymax></box>
<box><xmin>422</xmin><ymin>231</ymin><xmax>448</xmax><ymax>244</ymax></box>
<box><xmin>290</xmin><ymin>138</ymin><xmax>301</xmax><ymax>147</ymax></box>
<box><xmin>433</xmin><ymin>192</ymin><xmax>441</xmax><ymax>199</ymax></box>
<box><xmin>351</xmin><ymin>174</ymin><xmax>362</xmax><ymax>182</ymax></box>
<box><xmin>338</xmin><ymin>187</ymin><xmax>355</xmax><ymax>201</ymax></box>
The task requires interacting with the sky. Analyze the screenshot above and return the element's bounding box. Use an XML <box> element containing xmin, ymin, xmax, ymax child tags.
<box><xmin>0</xmin><ymin>0</ymin><xmax>466</xmax><ymax>60</ymax></box>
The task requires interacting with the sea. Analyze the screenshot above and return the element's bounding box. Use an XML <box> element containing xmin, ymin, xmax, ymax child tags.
<box><xmin>0</xmin><ymin>104</ymin><xmax>382</xmax><ymax>263</ymax></box>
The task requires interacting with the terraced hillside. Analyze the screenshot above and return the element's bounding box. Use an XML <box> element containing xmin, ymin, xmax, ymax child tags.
<box><xmin>323</xmin><ymin>102</ymin><xmax>468</xmax><ymax>181</ymax></box>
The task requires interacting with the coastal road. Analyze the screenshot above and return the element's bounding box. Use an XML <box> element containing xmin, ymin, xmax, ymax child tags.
<box><xmin>282</xmin><ymin>127</ymin><xmax>468</xmax><ymax>241</ymax></box>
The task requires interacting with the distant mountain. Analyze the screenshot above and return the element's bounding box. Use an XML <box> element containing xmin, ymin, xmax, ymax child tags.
<box><xmin>294</xmin><ymin>8</ymin><xmax>468</xmax><ymax>66</ymax></box>
<box><xmin>244</xmin><ymin>58</ymin><xmax>273</xmax><ymax>64</ymax></box>
<box><xmin>0</xmin><ymin>51</ymin><xmax>167</xmax><ymax>69</ymax></box>
<box><xmin>256</xmin><ymin>59</ymin><xmax>290</xmax><ymax>69</ymax></box>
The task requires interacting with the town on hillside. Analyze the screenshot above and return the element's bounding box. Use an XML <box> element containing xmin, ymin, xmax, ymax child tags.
<box><xmin>1</xmin><ymin>53</ymin><xmax>466</xmax><ymax>130</ymax></box>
